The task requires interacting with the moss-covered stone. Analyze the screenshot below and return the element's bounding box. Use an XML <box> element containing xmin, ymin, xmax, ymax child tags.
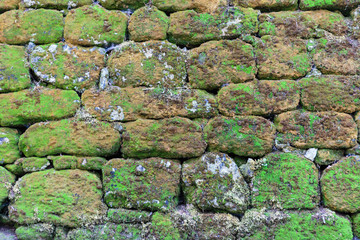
<box><xmin>0</xmin><ymin>44</ymin><xmax>30</xmax><ymax>93</ymax></box>
<box><xmin>353</xmin><ymin>213</ymin><xmax>360</xmax><ymax>238</ymax></box>
<box><xmin>107</xmin><ymin>209</ymin><xmax>152</xmax><ymax>224</ymax></box>
<box><xmin>234</xmin><ymin>0</ymin><xmax>297</xmax><ymax>11</ymax></box>
<box><xmin>259</xmin><ymin>10</ymin><xmax>347</xmax><ymax>38</ymax></box>
<box><xmin>107</xmin><ymin>41</ymin><xmax>187</xmax><ymax>88</ymax></box>
<box><xmin>5</xmin><ymin>161</ymin><xmax>24</xmax><ymax>176</ymax></box>
<box><xmin>204</xmin><ymin>116</ymin><xmax>275</xmax><ymax>157</ymax></box>
<box><xmin>300</xmin><ymin>0</ymin><xmax>360</xmax><ymax>13</ymax></box>
<box><xmin>346</xmin><ymin>143</ymin><xmax>360</xmax><ymax>155</ymax></box>
<box><xmin>311</xmin><ymin>36</ymin><xmax>360</xmax><ymax>75</ymax></box>
<box><xmin>19</xmin><ymin>119</ymin><xmax>121</xmax><ymax>157</ymax></box>
<box><xmin>99</xmin><ymin>0</ymin><xmax>147</xmax><ymax>10</ymax></box>
<box><xmin>0</xmin><ymin>9</ymin><xmax>63</xmax><ymax>44</ymax></box>
<box><xmin>255</xmin><ymin>36</ymin><xmax>311</xmax><ymax>80</ymax></box>
<box><xmin>0</xmin><ymin>0</ymin><xmax>19</xmax><ymax>11</ymax></box>
<box><xmin>147</xmin><ymin>212</ymin><xmax>180</xmax><ymax>240</ymax></box>
<box><xmin>0</xmin><ymin>166</ymin><xmax>15</xmax><ymax>206</ymax></box>
<box><xmin>64</xmin><ymin>5</ymin><xmax>127</xmax><ymax>46</ymax></box>
<box><xmin>19</xmin><ymin>158</ymin><xmax>50</xmax><ymax>173</ymax></box>
<box><xmin>168</xmin><ymin>7</ymin><xmax>259</xmax><ymax>47</ymax></box>
<box><xmin>82</xmin><ymin>87</ymin><xmax>217</xmax><ymax>121</ymax></box>
<box><xmin>22</xmin><ymin>0</ymin><xmax>92</xmax><ymax>9</ymax></box>
<box><xmin>188</xmin><ymin>39</ymin><xmax>256</xmax><ymax>90</ymax></box>
<box><xmin>238</xmin><ymin>208</ymin><xmax>353</xmax><ymax>239</ymax></box>
<box><xmin>299</xmin><ymin>75</ymin><xmax>360</xmax><ymax>113</ymax></box>
<box><xmin>314</xmin><ymin>149</ymin><xmax>343</xmax><ymax>165</ymax></box>
<box><xmin>351</xmin><ymin>6</ymin><xmax>360</xmax><ymax>39</ymax></box>
<box><xmin>49</xmin><ymin>155</ymin><xmax>107</xmax><ymax>171</ymax></box>
<box><xmin>252</xmin><ymin>152</ymin><xmax>319</xmax><ymax>209</ymax></box>
<box><xmin>0</xmin><ymin>88</ymin><xmax>80</xmax><ymax>127</ymax></box>
<box><xmin>321</xmin><ymin>156</ymin><xmax>360</xmax><ymax>213</ymax></box>
<box><xmin>15</xmin><ymin>224</ymin><xmax>54</xmax><ymax>240</ymax></box>
<box><xmin>29</xmin><ymin>43</ymin><xmax>105</xmax><ymax>92</ymax></box>
<box><xmin>122</xmin><ymin>117</ymin><xmax>206</xmax><ymax>159</ymax></box>
<box><xmin>275</xmin><ymin>110</ymin><xmax>357</xmax><ymax>149</ymax></box>
<box><xmin>153</xmin><ymin>0</ymin><xmax>226</xmax><ymax>13</ymax></box>
<box><xmin>218</xmin><ymin>80</ymin><xmax>299</xmax><ymax>116</ymax></box>
<box><xmin>182</xmin><ymin>152</ymin><xmax>249</xmax><ymax>214</ymax></box>
<box><xmin>103</xmin><ymin>158</ymin><xmax>181</xmax><ymax>211</ymax></box>
<box><xmin>9</xmin><ymin>169</ymin><xmax>107</xmax><ymax>227</ymax></box>
<box><xmin>0</xmin><ymin>128</ymin><xmax>21</xmax><ymax>165</ymax></box>
<box><xmin>129</xmin><ymin>6</ymin><xmax>169</xmax><ymax>42</ymax></box>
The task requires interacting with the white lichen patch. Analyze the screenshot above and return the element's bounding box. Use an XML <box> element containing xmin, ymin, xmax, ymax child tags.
<box><xmin>0</xmin><ymin>137</ymin><xmax>10</xmax><ymax>145</ymax></box>
<box><xmin>109</xmin><ymin>106</ymin><xmax>124</xmax><ymax>121</ymax></box>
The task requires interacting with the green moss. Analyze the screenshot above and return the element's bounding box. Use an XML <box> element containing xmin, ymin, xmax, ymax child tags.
<box><xmin>107</xmin><ymin>209</ymin><xmax>152</xmax><ymax>223</ymax></box>
<box><xmin>16</xmin><ymin>224</ymin><xmax>54</xmax><ymax>240</ymax></box>
<box><xmin>0</xmin><ymin>128</ymin><xmax>21</xmax><ymax>164</ymax></box>
<box><xmin>148</xmin><ymin>212</ymin><xmax>180</xmax><ymax>240</ymax></box>
<box><xmin>0</xmin><ymin>166</ymin><xmax>15</xmax><ymax>205</ymax></box>
<box><xmin>259</xmin><ymin>21</ymin><xmax>276</xmax><ymax>36</ymax></box>
<box><xmin>21</xmin><ymin>157</ymin><xmax>50</xmax><ymax>173</ymax></box>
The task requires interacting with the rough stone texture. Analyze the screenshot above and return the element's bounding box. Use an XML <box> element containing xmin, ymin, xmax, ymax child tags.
<box><xmin>103</xmin><ymin>158</ymin><xmax>181</xmax><ymax>211</ymax></box>
<box><xmin>0</xmin><ymin>166</ymin><xmax>15</xmax><ymax>206</ymax></box>
<box><xmin>0</xmin><ymin>44</ymin><xmax>30</xmax><ymax>93</ymax></box>
<box><xmin>255</xmin><ymin>36</ymin><xmax>311</xmax><ymax>80</ymax></box>
<box><xmin>122</xmin><ymin>117</ymin><xmax>206</xmax><ymax>159</ymax></box>
<box><xmin>351</xmin><ymin>6</ymin><xmax>360</xmax><ymax>39</ymax></box>
<box><xmin>218</xmin><ymin>80</ymin><xmax>299</xmax><ymax>116</ymax></box>
<box><xmin>172</xmin><ymin>205</ymin><xmax>240</xmax><ymax>239</ymax></box>
<box><xmin>299</xmin><ymin>75</ymin><xmax>360</xmax><ymax>113</ymax></box>
<box><xmin>19</xmin><ymin>119</ymin><xmax>121</xmax><ymax>157</ymax></box>
<box><xmin>275</xmin><ymin>110</ymin><xmax>357</xmax><ymax>149</ymax></box>
<box><xmin>188</xmin><ymin>39</ymin><xmax>257</xmax><ymax>90</ymax></box>
<box><xmin>168</xmin><ymin>7</ymin><xmax>259</xmax><ymax>47</ymax></box>
<box><xmin>48</xmin><ymin>155</ymin><xmax>106</xmax><ymax>171</ymax></box>
<box><xmin>0</xmin><ymin>128</ymin><xmax>21</xmax><ymax>165</ymax></box>
<box><xmin>15</xmin><ymin>224</ymin><xmax>54</xmax><ymax>240</ymax></box>
<box><xmin>108</xmin><ymin>41</ymin><xmax>187</xmax><ymax>88</ymax></box>
<box><xmin>19</xmin><ymin>158</ymin><xmax>50</xmax><ymax>173</ymax></box>
<box><xmin>355</xmin><ymin>112</ymin><xmax>360</xmax><ymax>142</ymax></box>
<box><xmin>259</xmin><ymin>10</ymin><xmax>347</xmax><ymax>38</ymax></box>
<box><xmin>5</xmin><ymin>161</ymin><xmax>24</xmax><ymax>176</ymax></box>
<box><xmin>107</xmin><ymin>209</ymin><xmax>152</xmax><ymax>224</ymax></box>
<box><xmin>182</xmin><ymin>153</ymin><xmax>249</xmax><ymax>214</ymax></box>
<box><xmin>0</xmin><ymin>88</ymin><xmax>80</xmax><ymax>127</ymax></box>
<box><xmin>147</xmin><ymin>212</ymin><xmax>181</xmax><ymax>239</ymax></box>
<box><xmin>129</xmin><ymin>6</ymin><xmax>169</xmax><ymax>42</ymax></box>
<box><xmin>22</xmin><ymin>0</ymin><xmax>92</xmax><ymax>9</ymax></box>
<box><xmin>314</xmin><ymin>149</ymin><xmax>343</xmax><ymax>165</ymax></box>
<box><xmin>29</xmin><ymin>43</ymin><xmax>106</xmax><ymax>92</ymax></box>
<box><xmin>9</xmin><ymin>169</ymin><xmax>107</xmax><ymax>227</ymax></box>
<box><xmin>300</xmin><ymin>0</ymin><xmax>360</xmax><ymax>13</ymax></box>
<box><xmin>153</xmin><ymin>0</ymin><xmax>226</xmax><ymax>13</ymax></box>
<box><xmin>311</xmin><ymin>36</ymin><xmax>360</xmax><ymax>75</ymax></box>
<box><xmin>99</xmin><ymin>0</ymin><xmax>147</xmax><ymax>10</ymax></box>
<box><xmin>82</xmin><ymin>87</ymin><xmax>217</xmax><ymax>121</ymax></box>
<box><xmin>0</xmin><ymin>0</ymin><xmax>19</xmax><ymax>11</ymax></box>
<box><xmin>238</xmin><ymin>208</ymin><xmax>353</xmax><ymax>239</ymax></box>
<box><xmin>321</xmin><ymin>156</ymin><xmax>360</xmax><ymax>213</ymax></box>
<box><xmin>234</xmin><ymin>0</ymin><xmax>297</xmax><ymax>11</ymax></box>
<box><xmin>0</xmin><ymin>9</ymin><xmax>63</xmax><ymax>44</ymax></box>
<box><xmin>251</xmin><ymin>152</ymin><xmax>319</xmax><ymax>209</ymax></box>
<box><xmin>204</xmin><ymin>116</ymin><xmax>276</xmax><ymax>157</ymax></box>
<box><xmin>64</xmin><ymin>5</ymin><xmax>128</xmax><ymax>46</ymax></box>
<box><xmin>353</xmin><ymin>213</ymin><xmax>360</xmax><ymax>238</ymax></box>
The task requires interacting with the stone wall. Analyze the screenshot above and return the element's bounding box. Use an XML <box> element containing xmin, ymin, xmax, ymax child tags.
<box><xmin>0</xmin><ymin>0</ymin><xmax>360</xmax><ymax>239</ymax></box>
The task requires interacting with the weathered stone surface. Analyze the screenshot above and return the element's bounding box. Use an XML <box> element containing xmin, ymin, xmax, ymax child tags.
<box><xmin>107</xmin><ymin>209</ymin><xmax>152</xmax><ymax>224</ymax></box>
<box><xmin>19</xmin><ymin>158</ymin><xmax>50</xmax><ymax>173</ymax></box>
<box><xmin>29</xmin><ymin>43</ymin><xmax>105</xmax><ymax>92</ymax></box>
<box><xmin>99</xmin><ymin>0</ymin><xmax>147</xmax><ymax>10</ymax></box>
<box><xmin>188</xmin><ymin>39</ymin><xmax>257</xmax><ymax>90</ymax></box>
<box><xmin>355</xmin><ymin>112</ymin><xmax>360</xmax><ymax>142</ymax></box>
<box><xmin>19</xmin><ymin>119</ymin><xmax>121</xmax><ymax>157</ymax></box>
<box><xmin>64</xmin><ymin>5</ymin><xmax>127</xmax><ymax>46</ymax></box>
<box><xmin>5</xmin><ymin>161</ymin><xmax>24</xmax><ymax>176</ymax></box>
<box><xmin>0</xmin><ymin>9</ymin><xmax>63</xmax><ymax>44</ymax></box>
<box><xmin>351</xmin><ymin>6</ymin><xmax>360</xmax><ymax>39</ymax></box>
<box><xmin>168</xmin><ymin>7</ymin><xmax>259</xmax><ymax>47</ymax></box>
<box><xmin>218</xmin><ymin>80</ymin><xmax>299</xmax><ymax>116</ymax></box>
<box><xmin>0</xmin><ymin>88</ymin><xmax>80</xmax><ymax>127</ymax></box>
<box><xmin>0</xmin><ymin>44</ymin><xmax>30</xmax><ymax>93</ymax></box>
<box><xmin>300</xmin><ymin>0</ymin><xmax>360</xmax><ymax>13</ymax></box>
<box><xmin>204</xmin><ymin>116</ymin><xmax>275</xmax><ymax>157</ymax></box>
<box><xmin>22</xmin><ymin>0</ymin><xmax>92</xmax><ymax>9</ymax></box>
<box><xmin>15</xmin><ymin>224</ymin><xmax>54</xmax><ymax>240</ymax></box>
<box><xmin>182</xmin><ymin>153</ymin><xmax>249</xmax><ymax>214</ymax></box>
<box><xmin>153</xmin><ymin>0</ymin><xmax>226</xmax><ymax>13</ymax></box>
<box><xmin>147</xmin><ymin>212</ymin><xmax>181</xmax><ymax>240</ymax></box>
<box><xmin>251</xmin><ymin>152</ymin><xmax>319</xmax><ymax>209</ymax></box>
<box><xmin>108</xmin><ymin>41</ymin><xmax>187</xmax><ymax>88</ymax></box>
<box><xmin>346</xmin><ymin>143</ymin><xmax>360</xmax><ymax>155</ymax></box>
<box><xmin>129</xmin><ymin>6</ymin><xmax>169</xmax><ymax>42</ymax></box>
<box><xmin>353</xmin><ymin>213</ymin><xmax>360</xmax><ymax>238</ymax></box>
<box><xmin>103</xmin><ymin>158</ymin><xmax>181</xmax><ymax>211</ymax></box>
<box><xmin>49</xmin><ymin>155</ymin><xmax>106</xmax><ymax>171</ymax></box>
<box><xmin>82</xmin><ymin>87</ymin><xmax>217</xmax><ymax>121</ymax></box>
<box><xmin>255</xmin><ymin>36</ymin><xmax>311</xmax><ymax>79</ymax></box>
<box><xmin>173</xmin><ymin>205</ymin><xmax>240</xmax><ymax>239</ymax></box>
<box><xmin>0</xmin><ymin>128</ymin><xmax>21</xmax><ymax>165</ymax></box>
<box><xmin>259</xmin><ymin>10</ymin><xmax>347</xmax><ymax>38</ymax></box>
<box><xmin>314</xmin><ymin>149</ymin><xmax>343</xmax><ymax>165</ymax></box>
<box><xmin>0</xmin><ymin>166</ymin><xmax>15</xmax><ymax>206</ymax></box>
<box><xmin>122</xmin><ymin>117</ymin><xmax>206</xmax><ymax>159</ymax></box>
<box><xmin>234</xmin><ymin>0</ymin><xmax>297</xmax><ymax>11</ymax></box>
<box><xmin>311</xmin><ymin>37</ymin><xmax>360</xmax><ymax>75</ymax></box>
<box><xmin>238</xmin><ymin>208</ymin><xmax>353</xmax><ymax>239</ymax></box>
<box><xmin>321</xmin><ymin>156</ymin><xmax>360</xmax><ymax>213</ymax></box>
<box><xmin>0</xmin><ymin>0</ymin><xmax>19</xmax><ymax>11</ymax></box>
<box><xmin>9</xmin><ymin>169</ymin><xmax>107</xmax><ymax>227</ymax></box>
<box><xmin>299</xmin><ymin>75</ymin><xmax>360</xmax><ymax>113</ymax></box>
<box><xmin>275</xmin><ymin>110</ymin><xmax>357</xmax><ymax>149</ymax></box>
